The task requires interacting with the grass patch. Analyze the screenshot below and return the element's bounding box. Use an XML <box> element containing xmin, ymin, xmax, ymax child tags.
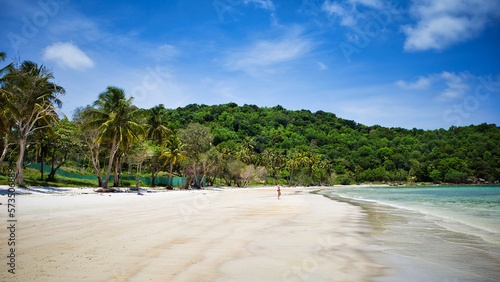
<box><xmin>0</xmin><ymin>167</ymin><xmax>99</xmax><ymax>187</ymax></box>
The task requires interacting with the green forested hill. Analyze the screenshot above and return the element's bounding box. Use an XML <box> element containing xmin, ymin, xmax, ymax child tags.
<box><xmin>163</xmin><ymin>103</ymin><xmax>500</xmax><ymax>184</ymax></box>
<box><xmin>3</xmin><ymin>58</ymin><xmax>498</xmax><ymax>188</ymax></box>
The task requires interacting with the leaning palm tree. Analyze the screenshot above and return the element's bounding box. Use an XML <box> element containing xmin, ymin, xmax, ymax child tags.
<box><xmin>0</xmin><ymin>61</ymin><xmax>64</xmax><ymax>186</ymax></box>
<box><xmin>84</xmin><ymin>87</ymin><xmax>144</xmax><ymax>188</ymax></box>
<box><xmin>161</xmin><ymin>135</ymin><xmax>186</xmax><ymax>189</ymax></box>
<box><xmin>0</xmin><ymin>75</ymin><xmax>15</xmax><ymax>169</ymax></box>
<box><xmin>0</xmin><ymin>51</ymin><xmax>10</xmax><ymax>168</ymax></box>
<box><xmin>0</xmin><ymin>108</ymin><xmax>13</xmax><ymax>169</ymax></box>
<box><xmin>145</xmin><ymin>104</ymin><xmax>171</xmax><ymax>187</ymax></box>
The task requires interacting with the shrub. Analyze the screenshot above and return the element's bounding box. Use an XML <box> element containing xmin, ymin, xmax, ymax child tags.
<box><xmin>338</xmin><ymin>176</ymin><xmax>352</xmax><ymax>185</ymax></box>
<box><xmin>444</xmin><ymin>170</ymin><xmax>468</xmax><ymax>184</ymax></box>
<box><xmin>429</xmin><ymin>169</ymin><xmax>442</xmax><ymax>183</ymax></box>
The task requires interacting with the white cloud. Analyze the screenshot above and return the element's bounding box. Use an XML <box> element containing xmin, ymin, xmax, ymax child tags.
<box><xmin>403</xmin><ymin>0</ymin><xmax>500</xmax><ymax>51</ymax></box>
<box><xmin>225</xmin><ymin>29</ymin><xmax>313</xmax><ymax>74</ymax></box>
<box><xmin>42</xmin><ymin>42</ymin><xmax>94</xmax><ymax>70</ymax></box>
<box><xmin>318</xmin><ymin>62</ymin><xmax>328</xmax><ymax>71</ymax></box>
<box><xmin>438</xmin><ymin>71</ymin><xmax>470</xmax><ymax>100</ymax></box>
<box><xmin>150</xmin><ymin>44</ymin><xmax>180</xmax><ymax>61</ymax></box>
<box><xmin>322</xmin><ymin>1</ymin><xmax>355</xmax><ymax>26</ymax></box>
<box><xmin>396</xmin><ymin>76</ymin><xmax>433</xmax><ymax>90</ymax></box>
<box><xmin>244</xmin><ymin>0</ymin><xmax>275</xmax><ymax>11</ymax></box>
<box><xmin>321</xmin><ymin>0</ymin><xmax>391</xmax><ymax>27</ymax></box>
<box><xmin>396</xmin><ymin>71</ymin><xmax>474</xmax><ymax>100</ymax></box>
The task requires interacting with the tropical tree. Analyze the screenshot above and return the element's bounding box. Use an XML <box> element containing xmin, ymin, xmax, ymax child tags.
<box><xmin>199</xmin><ymin>147</ymin><xmax>223</xmax><ymax>187</ymax></box>
<box><xmin>145</xmin><ymin>104</ymin><xmax>171</xmax><ymax>187</ymax></box>
<box><xmin>161</xmin><ymin>134</ymin><xmax>186</xmax><ymax>189</ymax></box>
<box><xmin>0</xmin><ymin>61</ymin><xmax>64</xmax><ymax>186</ymax></box>
<box><xmin>0</xmin><ymin>97</ymin><xmax>14</xmax><ymax>170</ymax></box>
<box><xmin>84</xmin><ymin>87</ymin><xmax>144</xmax><ymax>188</ymax></box>
<box><xmin>73</xmin><ymin>106</ymin><xmax>105</xmax><ymax>186</ymax></box>
<box><xmin>46</xmin><ymin>119</ymin><xmax>77</xmax><ymax>181</ymax></box>
<box><xmin>30</xmin><ymin>122</ymin><xmax>52</xmax><ymax>180</ymax></box>
<box><xmin>178</xmin><ymin>123</ymin><xmax>213</xmax><ymax>188</ymax></box>
<box><xmin>286</xmin><ymin>150</ymin><xmax>300</xmax><ymax>186</ymax></box>
<box><xmin>237</xmin><ymin>137</ymin><xmax>255</xmax><ymax>164</ymax></box>
<box><xmin>240</xmin><ymin>165</ymin><xmax>255</xmax><ymax>187</ymax></box>
<box><xmin>0</xmin><ymin>54</ymin><xmax>12</xmax><ymax>169</ymax></box>
<box><xmin>260</xmin><ymin>148</ymin><xmax>278</xmax><ymax>184</ymax></box>
<box><xmin>127</xmin><ymin>139</ymin><xmax>153</xmax><ymax>190</ymax></box>
<box><xmin>270</xmin><ymin>150</ymin><xmax>285</xmax><ymax>183</ymax></box>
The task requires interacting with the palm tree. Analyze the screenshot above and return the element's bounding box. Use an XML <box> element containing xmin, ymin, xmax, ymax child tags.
<box><xmin>287</xmin><ymin>150</ymin><xmax>300</xmax><ymax>186</ymax></box>
<box><xmin>0</xmin><ymin>51</ymin><xmax>10</xmax><ymax>169</ymax></box>
<box><xmin>238</xmin><ymin>137</ymin><xmax>255</xmax><ymax>164</ymax></box>
<box><xmin>0</xmin><ymin>61</ymin><xmax>64</xmax><ymax>186</ymax></box>
<box><xmin>84</xmin><ymin>87</ymin><xmax>144</xmax><ymax>188</ymax></box>
<box><xmin>261</xmin><ymin>148</ymin><xmax>274</xmax><ymax>184</ymax></box>
<box><xmin>145</xmin><ymin>104</ymin><xmax>171</xmax><ymax>187</ymax></box>
<box><xmin>271</xmin><ymin>150</ymin><xmax>285</xmax><ymax>183</ymax></box>
<box><xmin>0</xmin><ymin>92</ymin><xmax>15</xmax><ymax>169</ymax></box>
<box><xmin>161</xmin><ymin>135</ymin><xmax>186</xmax><ymax>189</ymax></box>
<box><xmin>0</xmin><ymin>111</ymin><xmax>12</xmax><ymax>169</ymax></box>
<box><xmin>73</xmin><ymin>106</ymin><xmax>104</xmax><ymax>187</ymax></box>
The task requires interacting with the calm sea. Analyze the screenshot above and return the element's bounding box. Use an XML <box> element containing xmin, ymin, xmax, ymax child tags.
<box><xmin>323</xmin><ymin>185</ymin><xmax>500</xmax><ymax>281</ymax></box>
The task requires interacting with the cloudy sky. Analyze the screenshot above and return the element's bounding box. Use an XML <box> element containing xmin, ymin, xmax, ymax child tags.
<box><xmin>1</xmin><ymin>0</ymin><xmax>499</xmax><ymax>129</ymax></box>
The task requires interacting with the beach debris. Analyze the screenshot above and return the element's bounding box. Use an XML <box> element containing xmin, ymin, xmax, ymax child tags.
<box><xmin>94</xmin><ymin>188</ymin><xmax>114</xmax><ymax>193</ymax></box>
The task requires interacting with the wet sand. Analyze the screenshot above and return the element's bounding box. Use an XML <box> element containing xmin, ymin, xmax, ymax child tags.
<box><xmin>0</xmin><ymin>186</ymin><xmax>385</xmax><ymax>281</ymax></box>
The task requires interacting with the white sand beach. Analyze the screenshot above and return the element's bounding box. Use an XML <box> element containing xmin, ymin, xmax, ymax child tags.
<box><xmin>0</xmin><ymin>186</ymin><xmax>386</xmax><ymax>281</ymax></box>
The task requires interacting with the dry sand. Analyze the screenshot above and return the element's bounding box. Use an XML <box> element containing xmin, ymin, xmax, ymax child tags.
<box><xmin>0</xmin><ymin>186</ymin><xmax>386</xmax><ymax>281</ymax></box>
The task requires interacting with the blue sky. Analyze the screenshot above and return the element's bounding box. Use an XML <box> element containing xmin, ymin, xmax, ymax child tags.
<box><xmin>1</xmin><ymin>0</ymin><xmax>500</xmax><ymax>129</ymax></box>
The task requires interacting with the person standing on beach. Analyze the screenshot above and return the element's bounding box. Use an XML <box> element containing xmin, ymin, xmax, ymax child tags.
<box><xmin>277</xmin><ymin>182</ymin><xmax>281</xmax><ymax>200</ymax></box>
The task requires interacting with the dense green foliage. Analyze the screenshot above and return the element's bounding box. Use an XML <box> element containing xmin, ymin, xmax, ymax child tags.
<box><xmin>161</xmin><ymin>103</ymin><xmax>500</xmax><ymax>184</ymax></box>
<box><xmin>2</xmin><ymin>55</ymin><xmax>499</xmax><ymax>187</ymax></box>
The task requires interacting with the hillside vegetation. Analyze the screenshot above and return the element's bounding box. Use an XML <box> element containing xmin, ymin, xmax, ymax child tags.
<box><xmin>1</xmin><ymin>57</ymin><xmax>498</xmax><ymax>187</ymax></box>
<box><xmin>161</xmin><ymin>103</ymin><xmax>500</xmax><ymax>185</ymax></box>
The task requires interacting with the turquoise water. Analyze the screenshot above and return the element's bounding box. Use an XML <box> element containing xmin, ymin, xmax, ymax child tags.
<box><xmin>323</xmin><ymin>185</ymin><xmax>500</xmax><ymax>281</ymax></box>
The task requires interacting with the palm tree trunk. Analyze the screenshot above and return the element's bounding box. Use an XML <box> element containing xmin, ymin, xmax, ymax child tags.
<box><xmin>103</xmin><ymin>133</ymin><xmax>118</xmax><ymax>188</ymax></box>
<box><xmin>113</xmin><ymin>154</ymin><xmax>119</xmax><ymax>187</ymax></box>
<box><xmin>168</xmin><ymin>161</ymin><xmax>174</xmax><ymax>188</ymax></box>
<box><xmin>0</xmin><ymin>131</ymin><xmax>10</xmax><ymax>170</ymax></box>
<box><xmin>40</xmin><ymin>148</ymin><xmax>44</xmax><ymax>180</ymax></box>
<box><xmin>151</xmin><ymin>138</ymin><xmax>157</xmax><ymax>187</ymax></box>
<box><xmin>95</xmin><ymin>155</ymin><xmax>103</xmax><ymax>187</ymax></box>
<box><xmin>89</xmin><ymin>146</ymin><xmax>103</xmax><ymax>187</ymax></box>
<box><xmin>135</xmin><ymin>162</ymin><xmax>141</xmax><ymax>190</ymax></box>
<box><xmin>16</xmin><ymin>137</ymin><xmax>27</xmax><ymax>186</ymax></box>
<box><xmin>151</xmin><ymin>155</ymin><xmax>157</xmax><ymax>187</ymax></box>
<box><xmin>119</xmin><ymin>157</ymin><xmax>123</xmax><ymax>187</ymax></box>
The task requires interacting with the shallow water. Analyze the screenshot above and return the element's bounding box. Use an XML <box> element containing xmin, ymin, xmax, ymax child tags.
<box><xmin>323</xmin><ymin>185</ymin><xmax>500</xmax><ymax>281</ymax></box>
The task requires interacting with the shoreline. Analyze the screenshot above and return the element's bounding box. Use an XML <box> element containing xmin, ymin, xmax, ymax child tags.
<box><xmin>0</xmin><ymin>186</ymin><xmax>387</xmax><ymax>281</ymax></box>
<box><xmin>322</xmin><ymin>186</ymin><xmax>500</xmax><ymax>281</ymax></box>
<box><xmin>1</xmin><ymin>181</ymin><xmax>497</xmax><ymax>196</ymax></box>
